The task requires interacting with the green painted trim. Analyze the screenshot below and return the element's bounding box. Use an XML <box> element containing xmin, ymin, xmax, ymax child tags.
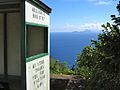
<box><xmin>26</xmin><ymin>53</ymin><xmax>48</xmax><ymax>62</ymax></box>
<box><xmin>25</xmin><ymin>26</ymin><xmax>28</xmax><ymax>58</ymax></box>
<box><xmin>26</xmin><ymin>22</ymin><xmax>48</xmax><ymax>27</ymax></box>
<box><xmin>30</xmin><ymin>0</ymin><xmax>52</xmax><ymax>14</ymax></box>
<box><xmin>21</xmin><ymin>1</ymin><xmax>26</xmax><ymax>90</ymax></box>
<box><xmin>32</xmin><ymin>0</ymin><xmax>40</xmax><ymax>6</ymax></box>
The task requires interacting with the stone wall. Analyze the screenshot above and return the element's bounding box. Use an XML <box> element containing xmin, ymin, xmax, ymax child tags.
<box><xmin>50</xmin><ymin>75</ymin><xmax>86</xmax><ymax>90</ymax></box>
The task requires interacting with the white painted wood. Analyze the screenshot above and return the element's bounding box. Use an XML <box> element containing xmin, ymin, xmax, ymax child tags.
<box><xmin>7</xmin><ymin>12</ymin><xmax>21</xmax><ymax>76</ymax></box>
<box><xmin>25</xmin><ymin>1</ymin><xmax>50</xmax><ymax>26</ymax></box>
<box><xmin>0</xmin><ymin>14</ymin><xmax>4</xmax><ymax>75</ymax></box>
<box><xmin>25</xmin><ymin>1</ymin><xmax>50</xmax><ymax>90</ymax></box>
<box><xmin>26</xmin><ymin>55</ymin><xmax>50</xmax><ymax>90</ymax></box>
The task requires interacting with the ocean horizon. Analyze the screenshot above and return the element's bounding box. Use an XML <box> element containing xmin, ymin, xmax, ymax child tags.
<box><xmin>50</xmin><ymin>31</ymin><xmax>100</xmax><ymax>67</ymax></box>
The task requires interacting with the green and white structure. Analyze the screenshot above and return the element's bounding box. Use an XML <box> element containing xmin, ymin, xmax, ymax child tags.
<box><xmin>0</xmin><ymin>0</ymin><xmax>51</xmax><ymax>90</ymax></box>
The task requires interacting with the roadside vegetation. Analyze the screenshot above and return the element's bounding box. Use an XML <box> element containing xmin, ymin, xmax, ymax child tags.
<box><xmin>50</xmin><ymin>57</ymin><xmax>75</xmax><ymax>75</ymax></box>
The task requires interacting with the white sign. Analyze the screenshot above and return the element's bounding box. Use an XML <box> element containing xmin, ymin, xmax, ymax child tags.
<box><xmin>25</xmin><ymin>1</ymin><xmax>49</xmax><ymax>26</ymax></box>
<box><xmin>26</xmin><ymin>55</ymin><xmax>49</xmax><ymax>90</ymax></box>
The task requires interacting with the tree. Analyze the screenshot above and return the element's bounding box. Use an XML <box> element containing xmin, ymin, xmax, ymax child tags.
<box><xmin>76</xmin><ymin>1</ymin><xmax>120</xmax><ymax>90</ymax></box>
<box><xmin>75</xmin><ymin>45</ymin><xmax>98</xmax><ymax>79</ymax></box>
<box><xmin>87</xmin><ymin>22</ymin><xmax>120</xmax><ymax>90</ymax></box>
<box><xmin>87</xmin><ymin>1</ymin><xmax>120</xmax><ymax>89</ymax></box>
<box><xmin>50</xmin><ymin>57</ymin><xmax>75</xmax><ymax>75</ymax></box>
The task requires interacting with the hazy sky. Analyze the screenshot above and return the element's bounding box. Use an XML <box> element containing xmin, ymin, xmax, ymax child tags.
<box><xmin>43</xmin><ymin>0</ymin><xmax>118</xmax><ymax>32</ymax></box>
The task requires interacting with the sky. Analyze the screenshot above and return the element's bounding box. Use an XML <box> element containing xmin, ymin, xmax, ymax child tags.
<box><xmin>42</xmin><ymin>0</ymin><xmax>118</xmax><ymax>32</ymax></box>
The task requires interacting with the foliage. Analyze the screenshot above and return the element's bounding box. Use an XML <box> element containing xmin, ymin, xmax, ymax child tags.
<box><xmin>50</xmin><ymin>57</ymin><xmax>75</xmax><ymax>75</ymax></box>
<box><xmin>75</xmin><ymin>46</ymin><xmax>97</xmax><ymax>79</ymax></box>
<box><xmin>50</xmin><ymin>58</ymin><xmax>60</xmax><ymax>74</ymax></box>
<box><xmin>75</xmin><ymin>1</ymin><xmax>120</xmax><ymax>90</ymax></box>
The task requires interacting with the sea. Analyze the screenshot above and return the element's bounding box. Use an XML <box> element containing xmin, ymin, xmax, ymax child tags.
<box><xmin>50</xmin><ymin>31</ymin><xmax>100</xmax><ymax>67</ymax></box>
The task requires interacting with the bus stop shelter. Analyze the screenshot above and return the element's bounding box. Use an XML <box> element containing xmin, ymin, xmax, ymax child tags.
<box><xmin>0</xmin><ymin>0</ymin><xmax>51</xmax><ymax>90</ymax></box>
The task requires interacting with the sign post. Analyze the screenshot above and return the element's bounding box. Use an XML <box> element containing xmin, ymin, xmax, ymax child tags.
<box><xmin>0</xmin><ymin>0</ymin><xmax>51</xmax><ymax>90</ymax></box>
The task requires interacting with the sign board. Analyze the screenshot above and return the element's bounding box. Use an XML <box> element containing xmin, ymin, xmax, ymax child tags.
<box><xmin>26</xmin><ymin>55</ymin><xmax>49</xmax><ymax>90</ymax></box>
<box><xmin>25</xmin><ymin>1</ymin><xmax>50</xmax><ymax>90</ymax></box>
<box><xmin>25</xmin><ymin>1</ymin><xmax>49</xmax><ymax>26</ymax></box>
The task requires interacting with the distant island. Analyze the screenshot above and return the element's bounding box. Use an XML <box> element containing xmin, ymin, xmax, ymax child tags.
<box><xmin>72</xmin><ymin>29</ymin><xmax>101</xmax><ymax>34</ymax></box>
